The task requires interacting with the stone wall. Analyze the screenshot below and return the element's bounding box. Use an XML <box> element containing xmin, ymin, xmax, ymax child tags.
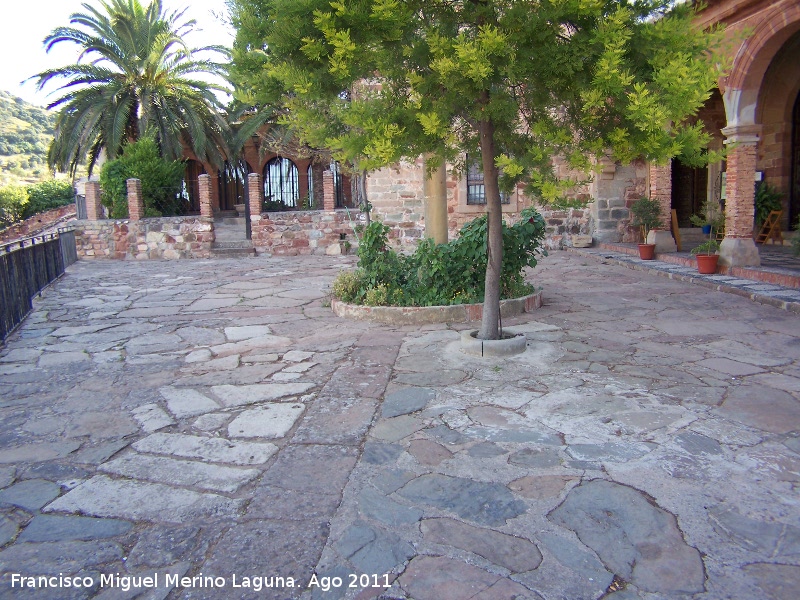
<box><xmin>0</xmin><ymin>203</ymin><xmax>77</xmax><ymax>245</ymax></box>
<box><xmin>73</xmin><ymin>217</ymin><xmax>214</xmax><ymax>260</ymax></box>
<box><xmin>367</xmin><ymin>159</ymin><xmax>425</xmax><ymax>249</ymax></box>
<box><xmin>365</xmin><ymin>156</ymin><xmax>640</xmax><ymax>250</ymax></box>
<box><xmin>250</xmin><ymin>209</ymin><xmax>357</xmax><ymax>256</ymax></box>
<box><xmin>590</xmin><ymin>160</ymin><xmax>648</xmax><ymax>243</ymax></box>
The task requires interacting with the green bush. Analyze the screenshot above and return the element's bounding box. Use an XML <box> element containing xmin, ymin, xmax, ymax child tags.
<box><xmin>754</xmin><ymin>183</ymin><xmax>783</xmax><ymax>228</ymax></box>
<box><xmin>0</xmin><ymin>179</ymin><xmax>75</xmax><ymax>228</ymax></box>
<box><xmin>331</xmin><ymin>270</ymin><xmax>364</xmax><ymax>303</ymax></box>
<box><xmin>331</xmin><ymin>207</ymin><xmax>547</xmax><ymax>306</ymax></box>
<box><xmin>0</xmin><ymin>184</ymin><xmax>28</xmax><ymax>228</ymax></box>
<box><xmin>23</xmin><ymin>179</ymin><xmax>74</xmax><ymax>219</ymax></box>
<box><xmin>99</xmin><ymin>137</ymin><xmax>185</xmax><ymax>218</ymax></box>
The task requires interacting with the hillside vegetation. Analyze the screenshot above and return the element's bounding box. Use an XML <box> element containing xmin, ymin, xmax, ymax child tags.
<box><xmin>0</xmin><ymin>90</ymin><xmax>54</xmax><ymax>185</ymax></box>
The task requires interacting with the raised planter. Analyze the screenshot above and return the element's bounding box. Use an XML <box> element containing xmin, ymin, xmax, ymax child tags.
<box><xmin>331</xmin><ymin>290</ymin><xmax>542</xmax><ymax>326</ymax></box>
<box><xmin>460</xmin><ymin>329</ymin><xmax>527</xmax><ymax>357</ymax></box>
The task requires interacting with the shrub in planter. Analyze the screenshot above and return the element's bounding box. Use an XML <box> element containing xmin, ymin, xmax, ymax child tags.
<box><xmin>331</xmin><ymin>208</ymin><xmax>547</xmax><ymax>307</ymax></box>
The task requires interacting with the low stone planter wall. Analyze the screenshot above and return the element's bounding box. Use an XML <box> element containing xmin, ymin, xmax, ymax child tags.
<box><xmin>73</xmin><ymin>217</ymin><xmax>214</xmax><ymax>260</ymax></box>
<box><xmin>331</xmin><ymin>291</ymin><xmax>542</xmax><ymax>325</ymax></box>
<box><xmin>250</xmin><ymin>209</ymin><xmax>357</xmax><ymax>256</ymax></box>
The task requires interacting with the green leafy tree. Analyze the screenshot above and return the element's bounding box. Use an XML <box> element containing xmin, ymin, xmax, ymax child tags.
<box><xmin>232</xmin><ymin>0</ymin><xmax>727</xmax><ymax>339</ymax></box>
<box><xmin>23</xmin><ymin>180</ymin><xmax>75</xmax><ymax>218</ymax></box>
<box><xmin>99</xmin><ymin>137</ymin><xmax>185</xmax><ymax>218</ymax></box>
<box><xmin>33</xmin><ymin>0</ymin><xmax>230</xmax><ymax>176</ymax></box>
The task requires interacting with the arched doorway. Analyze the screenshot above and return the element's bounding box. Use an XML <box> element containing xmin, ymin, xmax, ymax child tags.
<box><xmin>182</xmin><ymin>159</ymin><xmax>206</xmax><ymax>214</ymax></box>
<box><xmin>264</xmin><ymin>157</ymin><xmax>299</xmax><ymax>208</ymax></box>
<box><xmin>218</xmin><ymin>161</ymin><xmax>249</xmax><ymax>212</ymax></box>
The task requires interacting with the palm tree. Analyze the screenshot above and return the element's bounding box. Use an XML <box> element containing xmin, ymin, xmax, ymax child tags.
<box><xmin>33</xmin><ymin>0</ymin><xmax>230</xmax><ymax>175</ymax></box>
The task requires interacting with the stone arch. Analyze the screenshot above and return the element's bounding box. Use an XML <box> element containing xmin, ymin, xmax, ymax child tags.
<box><xmin>723</xmin><ymin>1</ymin><xmax>800</xmax><ymax>129</ymax></box>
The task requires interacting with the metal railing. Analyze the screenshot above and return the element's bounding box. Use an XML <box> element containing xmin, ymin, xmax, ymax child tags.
<box><xmin>0</xmin><ymin>228</ymin><xmax>77</xmax><ymax>342</ymax></box>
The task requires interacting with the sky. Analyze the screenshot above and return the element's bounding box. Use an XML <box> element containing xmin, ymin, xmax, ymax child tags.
<box><xmin>0</xmin><ymin>0</ymin><xmax>234</xmax><ymax>107</ymax></box>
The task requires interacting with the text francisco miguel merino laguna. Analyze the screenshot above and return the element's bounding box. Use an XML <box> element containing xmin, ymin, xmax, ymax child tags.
<box><xmin>10</xmin><ymin>573</ymin><xmax>300</xmax><ymax>592</ymax></box>
<box><xmin>10</xmin><ymin>572</ymin><xmax>392</xmax><ymax>592</ymax></box>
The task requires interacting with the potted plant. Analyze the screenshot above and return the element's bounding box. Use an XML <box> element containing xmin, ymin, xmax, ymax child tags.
<box><xmin>630</xmin><ymin>197</ymin><xmax>663</xmax><ymax>260</ymax></box>
<box><xmin>689</xmin><ymin>199</ymin><xmax>724</xmax><ymax>235</ymax></box>
<box><xmin>689</xmin><ymin>213</ymin><xmax>712</xmax><ymax>235</ymax></box>
<box><xmin>691</xmin><ymin>239</ymin><xmax>720</xmax><ymax>274</ymax></box>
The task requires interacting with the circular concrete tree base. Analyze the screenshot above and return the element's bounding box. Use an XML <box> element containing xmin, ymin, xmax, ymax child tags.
<box><xmin>460</xmin><ymin>329</ymin><xmax>527</xmax><ymax>357</ymax></box>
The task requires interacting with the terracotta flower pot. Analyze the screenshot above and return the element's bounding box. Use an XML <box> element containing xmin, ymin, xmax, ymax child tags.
<box><xmin>638</xmin><ymin>243</ymin><xmax>656</xmax><ymax>260</ymax></box>
<box><xmin>696</xmin><ymin>254</ymin><xmax>719</xmax><ymax>274</ymax></box>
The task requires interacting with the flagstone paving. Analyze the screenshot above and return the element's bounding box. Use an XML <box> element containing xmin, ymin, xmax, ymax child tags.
<box><xmin>0</xmin><ymin>252</ymin><xmax>799</xmax><ymax>599</ymax></box>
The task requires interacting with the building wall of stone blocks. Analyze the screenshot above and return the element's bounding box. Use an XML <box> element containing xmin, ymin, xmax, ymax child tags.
<box><xmin>366</xmin><ymin>155</ymin><xmax>642</xmax><ymax>249</ymax></box>
<box><xmin>367</xmin><ymin>159</ymin><xmax>426</xmax><ymax>249</ymax></box>
<box><xmin>250</xmin><ymin>209</ymin><xmax>357</xmax><ymax>256</ymax></box>
<box><xmin>589</xmin><ymin>160</ymin><xmax>648</xmax><ymax>243</ymax></box>
<box><xmin>73</xmin><ymin>217</ymin><xmax>214</xmax><ymax>260</ymax></box>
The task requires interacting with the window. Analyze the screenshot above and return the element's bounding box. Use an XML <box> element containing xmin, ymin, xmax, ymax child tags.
<box><xmin>331</xmin><ymin>161</ymin><xmax>346</xmax><ymax>208</ymax></box>
<box><xmin>264</xmin><ymin>157</ymin><xmax>299</xmax><ymax>207</ymax></box>
<box><xmin>466</xmin><ymin>153</ymin><xmax>510</xmax><ymax>205</ymax></box>
<box><xmin>306</xmin><ymin>165</ymin><xmax>315</xmax><ymax>209</ymax></box>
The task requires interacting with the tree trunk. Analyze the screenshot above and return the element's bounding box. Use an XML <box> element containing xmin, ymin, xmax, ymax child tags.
<box><xmin>358</xmin><ymin>168</ymin><xmax>371</xmax><ymax>225</ymax></box>
<box><xmin>477</xmin><ymin>116</ymin><xmax>503</xmax><ymax>340</ymax></box>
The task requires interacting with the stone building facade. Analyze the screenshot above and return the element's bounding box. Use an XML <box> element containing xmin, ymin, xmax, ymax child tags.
<box><xmin>363</xmin><ymin>0</ymin><xmax>800</xmax><ymax>265</ymax></box>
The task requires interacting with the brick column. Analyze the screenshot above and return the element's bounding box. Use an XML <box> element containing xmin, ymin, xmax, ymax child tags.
<box><xmin>198</xmin><ymin>174</ymin><xmax>213</xmax><ymax>218</ymax></box>
<box><xmin>719</xmin><ymin>125</ymin><xmax>761</xmax><ymax>267</ymax></box>
<box><xmin>647</xmin><ymin>162</ymin><xmax>676</xmax><ymax>252</ymax></box>
<box><xmin>85</xmin><ymin>181</ymin><xmax>103</xmax><ymax>221</ymax></box>
<box><xmin>323</xmin><ymin>170</ymin><xmax>336</xmax><ymax>212</ymax></box>
<box><xmin>247</xmin><ymin>173</ymin><xmax>263</xmax><ymax>218</ymax></box>
<box><xmin>126</xmin><ymin>178</ymin><xmax>144</xmax><ymax>221</ymax></box>
<box><xmin>724</xmin><ymin>143</ymin><xmax>757</xmax><ymax>238</ymax></box>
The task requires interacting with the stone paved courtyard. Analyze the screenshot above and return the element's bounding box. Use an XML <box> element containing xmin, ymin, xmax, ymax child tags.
<box><xmin>0</xmin><ymin>251</ymin><xmax>799</xmax><ymax>600</ymax></box>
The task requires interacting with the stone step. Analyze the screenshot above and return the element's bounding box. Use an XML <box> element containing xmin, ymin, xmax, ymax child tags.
<box><xmin>210</xmin><ymin>246</ymin><xmax>257</xmax><ymax>258</ymax></box>
<box><xmin>213</xmin><ymin>241</ymin><xmax>253</xmax><ymax>249</ymax></box>
<box><xmin>214</xmin><ymin>230</ymin><xmax>248</xmax><ymax>243</ymax></box>
<box><xmin>214</xmin><ymin>217</ymin><xmax>246</xmax><ymax>227</ymax></box>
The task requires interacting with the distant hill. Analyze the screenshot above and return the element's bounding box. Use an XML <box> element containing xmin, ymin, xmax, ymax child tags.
<box><xmin>0</xmin><ymin>90</ymin><xmax>55</xmax><ymax>186</ymax></box>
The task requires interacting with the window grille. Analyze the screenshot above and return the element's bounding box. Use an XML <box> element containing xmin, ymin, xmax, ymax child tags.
<box><xmin>306</xmin><ymin>165</ymin><xmax>314</xmax><ymax>208</ymax></box>
<box><xmin>264</xmin><ymin>157</ymin><xmax>299</xmax><ymax>207</ymax></box>
<box><xmin>466</xmin><ymin>153</ymin><xmax>510</xmax><ymax>205</ymax></box>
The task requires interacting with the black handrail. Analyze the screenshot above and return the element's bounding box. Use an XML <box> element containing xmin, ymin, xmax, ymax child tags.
<box><xmin>0</xmin><ymin>228</ymin><xmax>77</xmax><ymax>342</ymax></box>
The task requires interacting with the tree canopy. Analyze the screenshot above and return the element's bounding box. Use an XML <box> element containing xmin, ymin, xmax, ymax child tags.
<box><xmin>230</xmin><ymin>0</ymin><xmax>727</xmax><ymax>338</ymax></box>
<box><xmin>33</xmin><ymin>0</ymin><xmax>231</xmax><ymax>175</ymax></box>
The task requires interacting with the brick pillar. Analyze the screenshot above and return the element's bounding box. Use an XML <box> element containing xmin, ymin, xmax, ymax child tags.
<box><xmin>247</xmin><ymin>173</ymin><xmax>263</xmax><ymax>218</ymax></box>
<box><xmin>647</xmin><ymin>162</ymin><xmax>676</xmax><ymax>252</ymax></box>
<box><xmin>724</xmin><ymin>143</ymin><xmax>758</xmax><ymax>238</ymax></box>
<box><xmin>126</xmin><ymin>178</ymin><xmax>144</xmax><ymax>221</ymax></box>
<box><xmin>719</xmin><ymin>124</ymin><xmax>761</xmax><ymax>267</ymax></box>
<box><xmin>198</xmin><ymin>174</ymin><xmax>213</xmax><ymax>218</ymax></box>
<box><xmin>84</xmin><ymin>181</ymin><xmax>103</xmax><ymax>221</ymax></box>
<box><xmin>648</xmin><ymin>163</ymin><xmax>672</xmax><ymax>228</ymax></box>
<box><xmin>323</xmin><ymin>170</ymin><xmax>336</xmax><ymax>212</ymax></box>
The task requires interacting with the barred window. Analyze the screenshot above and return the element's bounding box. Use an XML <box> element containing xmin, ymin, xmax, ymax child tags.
<box><xmin>466</xmin><ymin>153</ymin><xmax>510</xmax><ymax>205</ymax></box>
<box><xmin>264</xmin><ymin>157</ymin><xmax>299</xmax><ymax>207</ymax></box>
